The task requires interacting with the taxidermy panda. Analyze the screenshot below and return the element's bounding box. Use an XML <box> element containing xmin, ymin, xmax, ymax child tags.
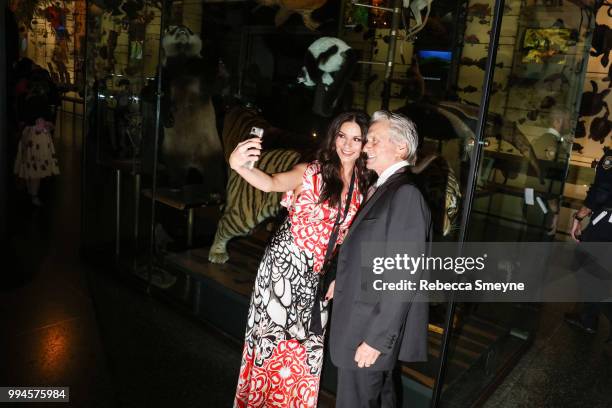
<box><xmin>297</xmin><ymin>37</ymin><xmax>357</xmax><ymax>117</ymax></box>
<box><xmin>159</xmin><ymin>28</ymin><xmax>225</xmax><ymax>193</ymax></box>
<box><xmin>160</xmin><ymin>25</ymin><xmax>205</xmax><ymax>128</ymax></box>
<box><xmin>298</xmin><ymin>37</ymin><xmax>354</xmax><ymax>89</ymax></box>
<box><xmin>161</xmin><ymin>25</ymin><xmax>202</xmax><ymax>66</ymax></box>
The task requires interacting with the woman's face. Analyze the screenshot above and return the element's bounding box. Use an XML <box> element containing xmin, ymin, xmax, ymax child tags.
<box><xmin>334</xmin><ymin>121</ymin><xmax>364</xmax><ymax>167</ymax></box>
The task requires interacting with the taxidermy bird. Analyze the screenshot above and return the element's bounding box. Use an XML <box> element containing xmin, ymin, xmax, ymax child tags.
<box><xmin>406</xmin><ymin>0</ymin><xmax>432</xmax><ymax>28</ymax></box>
<box><xmin>256</xmin><ymin>0</ymin><xmax>328</xmax><ymax>31</ymax></box>
<box><xmin>297</xmin><ymin>37</ymin><xmax>354</xmax><ymax>89</ymax></box>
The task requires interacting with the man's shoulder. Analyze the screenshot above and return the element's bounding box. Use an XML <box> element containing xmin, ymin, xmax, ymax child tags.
<box><xmin>387</xmin><ymin>169</ymin><xmax>417</xmax><ymax>186</ymax></box>
<box><xmin>387</xmin><ymin>172</ymin><xmax>423</xmax><ymax>195</ymax></box>
<box><xmin>534</xmin><ymin>132</ymin><xmax>557</xmax><ymax>146</ymax></box>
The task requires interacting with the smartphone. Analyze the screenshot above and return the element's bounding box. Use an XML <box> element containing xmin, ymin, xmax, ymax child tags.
<box><xmin>245</xmin><ymin>126</ymin><xmax>264</xmax><ymax>169</ymax></box>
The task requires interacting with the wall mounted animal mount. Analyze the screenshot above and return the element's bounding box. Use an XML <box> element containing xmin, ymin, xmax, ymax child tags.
<box><xmin>161</xmin><ymin>25</ymin><xmax>202</xmax><ymax>66</ymax></box>
<box><xmin>460</xmin><ymin>56</ymin><xmax>504</xmax><ymax>71</ymax></box>
<box><xmin>467</xmin><ymin>3</ymin><xmax>491</xmax><ymax>23</ymax></box>
<box><xmin>464</xmin><ymin>34</ymin><xmax>480</xmax><ymax>44</ymax></box>
<box><xmin>589</xmin><ymin>104</ymin><xmax>612</xmax><ymax>143</ymax></box>
<box><xmin>467</xmin><ymin>3</ymin><xmax>491</xmax><ymax>18</ymax></box>
<box><xmin>572</xmin><ymin>142</ymin><xmax>584</xmax><ymax>153</ymax></box>
<box><xmin>579</xmin><ymin>80</ymin><xmax>610</xmax><ymax>117</ymax></box>
<box><xmin>457</xmin><ymin>85</ymin><xmax>479</xmax><ymax>93</ymax></box>
<box><xmin>590</xmin><ymin>23</ymin><xmax>612</xmax><ymax>68</ymax></box>
<box><xmin>256</xmin><ymin>0</ymin><xmax>328</xmax><ymax>31</ymax></box>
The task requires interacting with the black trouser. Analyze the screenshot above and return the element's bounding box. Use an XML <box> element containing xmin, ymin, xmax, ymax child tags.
<box><xmin>579</xmin><ymin>209</ymin><xmax>612</xmax><ymax>330</ymax></box>
<box><xmin>336</xmin><ymin>367</ymin><xmax>401</xmax><ymax>408</ymax></box>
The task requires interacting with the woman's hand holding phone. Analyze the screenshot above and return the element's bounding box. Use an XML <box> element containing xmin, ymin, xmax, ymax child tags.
<box><xmin>229</xmin><ymin>136</ymin><xmax>262</xmax><ymax>171</ymax></box>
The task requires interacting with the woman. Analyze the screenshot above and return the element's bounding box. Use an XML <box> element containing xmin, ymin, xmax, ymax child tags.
<box><xmin>231</xmin><ymin>112</ymin><xmax>370</xmax><ymax>407</ymax></box>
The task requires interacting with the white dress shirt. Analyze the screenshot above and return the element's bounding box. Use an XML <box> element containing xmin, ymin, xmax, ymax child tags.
<box><xmin>376</xmin><ymin>160</ymin><xmax>410</xmax><ymax>187</ymax></box>
<box><xmin>546</xmin><ymin>127</ymin><xmax>564</xmax><ymax>142</ymax></box>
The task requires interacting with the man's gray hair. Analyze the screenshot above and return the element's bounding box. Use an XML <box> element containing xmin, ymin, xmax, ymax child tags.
<box><xmin>371</xmin><ymin>110</ymin><xmax>419</xmax><ymax>165</ymax></box>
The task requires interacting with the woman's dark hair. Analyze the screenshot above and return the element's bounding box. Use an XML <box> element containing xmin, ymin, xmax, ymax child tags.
<box><xmin>316</xmin><ymin>111</ymin><xmax>371</xmax><ymax>208</ymax></box>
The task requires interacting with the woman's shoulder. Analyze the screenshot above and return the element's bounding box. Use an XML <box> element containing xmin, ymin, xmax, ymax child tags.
<box><xmin>300</xmin><ymin>161</ymin><xmax>323</xmax><ymax>181</ymax></box>
<box><xmin>305</xmin><ymin>161</ymin><xmax>321</xmax><ymax>173</ymax></box>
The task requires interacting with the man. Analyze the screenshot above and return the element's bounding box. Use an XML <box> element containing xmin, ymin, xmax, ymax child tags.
<box><xmin>565</xmin><ymin>146</ymin><xmax>612</xmax><ymax>342</ymax></box>
<box><xmin>328</xmin><ymin>111</ymin><xmax>431</xmax><ymax>407</ymax></box>
<box><xmin>530</xmin><ymin>109</ymin><xmax>572</xmax><ymax>235</ymax></box>
<box><xmin>532</xmin><ymin>109</ymin><xmax>571</xmax><ymax>163</ymax></box>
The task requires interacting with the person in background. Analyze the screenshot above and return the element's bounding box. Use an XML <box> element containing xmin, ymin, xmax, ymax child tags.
<box><xmin>532</xmin><ymin>109</ymin><xmax>572</xmax><ymax>236</ymax></box>
<box><xmin>565</xmin><ymin>146</ymin><xmax>612</xmax><ymax>343</ymax></box>
<box><xmin>13</xmin><ymin>64</ymin><xmax>61</xmax><ymax>206</ymax></box>
<box><xmin>532</xmin><ymin>109</ymin><xmax>572</xmax><ymax>163</ymax></box>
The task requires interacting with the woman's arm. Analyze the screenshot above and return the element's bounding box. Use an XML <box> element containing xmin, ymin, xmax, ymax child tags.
<box><xmin>228</xmin><ymin>137</ymin><xmax>307</xmax><ymax>193</ymax></box>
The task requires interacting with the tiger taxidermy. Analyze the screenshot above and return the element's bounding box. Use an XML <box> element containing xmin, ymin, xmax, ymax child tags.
<box><xmin>209</xmin><ymin>107</ymin><xmax>302</xmax><ymax>263</ymax></box>
<box><xmin>411</xmin><ymin>155</ymin><xmax>461</xmax><ymax>238</ymax></box>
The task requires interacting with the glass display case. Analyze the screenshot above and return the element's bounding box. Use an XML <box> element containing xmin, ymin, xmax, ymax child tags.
<box><xmin>80</xmin><ymin>0</ymin><xmax>606</xmax><ymax>406</ymax></box>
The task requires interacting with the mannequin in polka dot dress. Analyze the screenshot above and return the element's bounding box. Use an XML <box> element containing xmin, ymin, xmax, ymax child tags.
<box><xmin>13</xmin><ymin>68</ymin><xmax>60</xmax><ymax>206</ymax></box>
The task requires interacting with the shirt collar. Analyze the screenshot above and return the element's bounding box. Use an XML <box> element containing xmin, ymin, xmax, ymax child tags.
<box><xmin>547</xmin><ymin>127</ymin><xmax>562</xmax><ymax>141</ymax></box>
<box><xmin>376</xmin><ymin>160</ymin><xmax>410</xmax><ymax>187</ymax></box>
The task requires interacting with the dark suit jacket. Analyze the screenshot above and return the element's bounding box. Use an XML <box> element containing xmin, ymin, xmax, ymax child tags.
<box><xmin>329</xmin><ymin>168</ymin><xmax>431</xmax><ymax>371</ymax></box>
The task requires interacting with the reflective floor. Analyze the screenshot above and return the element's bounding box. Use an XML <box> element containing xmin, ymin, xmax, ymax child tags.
<box><xmin>482</xmin><ymin>302</ymin><xmax>612</xmax><ymax>408</ymax></box>
<box><xmin>1</xmin><ymin>128</ymin><xmax>241</xmax><ymax>407</ymax></box>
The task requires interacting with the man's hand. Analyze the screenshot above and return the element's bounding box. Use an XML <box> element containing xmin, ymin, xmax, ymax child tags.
<box><xmin>325</xmin><ymin>280</ymin><xmax>335</xmax><ymax>301</ymax></box>
<box><xmin>354</xmin><ymin>342</ymin><xmax>381</xmax><ymax>368</ymax></box>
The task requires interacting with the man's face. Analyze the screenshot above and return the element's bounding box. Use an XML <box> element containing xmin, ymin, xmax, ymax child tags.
<box><xmin>364</xmin><ymin>121</ymin><xmax>405</xmax><ymax>175</ymax></box>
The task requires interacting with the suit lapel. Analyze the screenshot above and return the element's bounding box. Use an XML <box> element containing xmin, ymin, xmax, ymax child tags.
<box><xmin>343</xmin><ymin>169</ymin><xmax>408</xmax><ymax>243</ymax></box>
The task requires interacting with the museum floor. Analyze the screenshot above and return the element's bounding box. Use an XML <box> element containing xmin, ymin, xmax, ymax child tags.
<box><xmin>1</xmin><ymin>129</ymin><xmax>611</xmax><ymax>407</ymax></box>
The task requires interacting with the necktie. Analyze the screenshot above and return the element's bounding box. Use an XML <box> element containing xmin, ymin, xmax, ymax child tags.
<box><xmin>366</xmin><ymin>184</ymin><xmax>378</xmax><ymax>200</ymax></box>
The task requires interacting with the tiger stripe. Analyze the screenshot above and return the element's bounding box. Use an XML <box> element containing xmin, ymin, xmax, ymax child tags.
<box><xmin>209</xmin><ymin>105</ymin><xmax>302</xmax><ymax>263</ymax></box>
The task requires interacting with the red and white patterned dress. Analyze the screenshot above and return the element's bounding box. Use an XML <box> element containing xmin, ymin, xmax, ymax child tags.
<box><xmin>234</xmin><ymin>162</ymin><xmax>362</xmax><ymax>408</ymax></box>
